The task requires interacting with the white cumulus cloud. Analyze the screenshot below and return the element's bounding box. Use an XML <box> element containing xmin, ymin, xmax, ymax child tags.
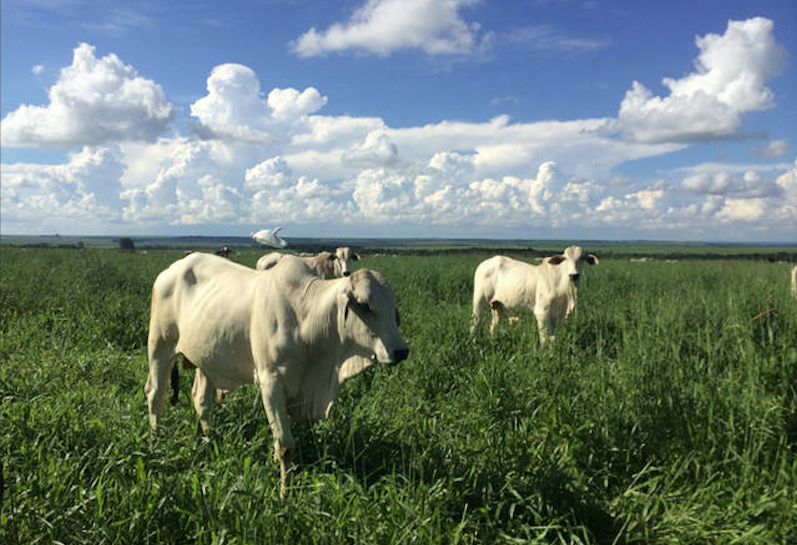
<box><xmin>120</xmin><ymin>138</ymin><xmax>242</xmax><ymax>224</ymax></box>
<box><xmin>1</xmin><ymin>146</ymin><xmax>125</xmax><ymax>228</ymax></box>
<box><xmin>189</xmin><ymin>64</ymin><xmax>272</xmax><ymax>143</ymax></box>
<box><xmin>189</xmin><ymin>63</ymin><xmax>327</xmax><ymax>144</ymax></box>
<box><xmin>291</xmin><ymin>0</ymin><xmax>491</xmax><ymax>57</ymax></box>
<box><xmin>619</xmin><ymin>17</ymin><xmax>785</xmax><ymax>143</ymax></box>
<box><xmin>682</xmin><ymin>170</ymin><xmax>780</xmax><ymax>198</ymax></box>
<box><xmin>750</xmin><ymin>139</ymin><xmax>789</xmax><ymax>159</ymax></box>
<box><xmin>1</xmin><ymin>43</ymin><xmax>175</xmax><ymax>148</ymax></box>
<box><xmin>267</xmin><ymin>87</ymin><xmax>327</xmax><ymax>123</ymax></box>
<box><xmin>715</xmin><ymin>198</ymin><xmax>767</xmax><ymax>222</ymax></box>
<box><xmin>343</xmin><ymin>131</ymin><xmax>399</xmax><ymax>167</ymax></box>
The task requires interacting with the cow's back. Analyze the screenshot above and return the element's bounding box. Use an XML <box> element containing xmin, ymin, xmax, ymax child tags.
<box><xmin>474</xmin><ymin>256</ymin><xmax>506</xmax><ymax>300</ymax></box>
<box><xmin>150</xmin><ymin>254</ymin><xmax>264</xmax><ymax>380</ymax></box>
<box><xmin>479</xmin><ymin>256</ymin><xmax>539</xmax><ymax>307</ymax></box>
<box><xmin>155</xmin><ymin>252</ymin><xmax>259</xmax><ymax>312</ymax></box>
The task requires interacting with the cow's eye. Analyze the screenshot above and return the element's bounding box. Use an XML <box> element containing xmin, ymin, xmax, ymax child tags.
<box><xmin>358</xmin><ymin>301</ymin><xmax>372</xmax><ymax>314</ymax></box>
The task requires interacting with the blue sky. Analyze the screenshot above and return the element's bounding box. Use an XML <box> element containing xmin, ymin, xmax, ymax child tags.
<box><xmin>1</xmin><ymin>0</ymin><xmax>796</xmax><ymax>242</ymax></box>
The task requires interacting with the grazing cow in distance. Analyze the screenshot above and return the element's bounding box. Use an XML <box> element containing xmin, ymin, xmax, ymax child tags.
<box><xmin>471</xmin><ymin>246</ymin><xmax>598</xmax><ymax>345</ymax></box>
<box><xmin>792</xmin><ymin>265</ymin><xmax>797</xmax><ymax>299</ymax></box>
<box><xmin>215</xmin><ymin>246</ymin><xmax>233</xmax><ymax>258</ymax></box>
<box><xmin>146</xmin><ymin>253</ymin><xmax>408</xmax><ymax>498</ymax></box>
<box><xmin>256</xmin><ymin>247</ymin><xmax>360</xmax><ymax>278</ymax></box>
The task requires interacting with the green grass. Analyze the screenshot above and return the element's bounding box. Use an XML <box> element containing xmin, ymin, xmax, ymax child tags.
<box><xmin>1</xmin><ymin>248</ymin><xmax>796</xmax><ymax>544</ymax></box>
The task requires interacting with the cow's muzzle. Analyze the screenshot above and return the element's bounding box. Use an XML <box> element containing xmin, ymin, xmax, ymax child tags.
<box><xmin>343</xmin><ymin>271</ymin><xmax>351</xmax><ymax>277</ymax></box>
<box><xmin>569</xmin><ymin>273</ymin><xmax>580</xmax><ymax>283</ymax></box>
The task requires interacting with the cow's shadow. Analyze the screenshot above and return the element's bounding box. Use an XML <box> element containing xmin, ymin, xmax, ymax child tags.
<box><xmin>290</xmin><ymin>419</ymin><xmax>628</xmax><ymax>544</ymax></box>
<box><xmin>291</xmin><ymin>419</ymin><xmax>406</xmax><ymax>488</ymax></box>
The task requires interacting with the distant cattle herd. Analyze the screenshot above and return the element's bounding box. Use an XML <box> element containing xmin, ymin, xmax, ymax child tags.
<box><xmin>148</xmin><ymin>245</ymin><xmax>797</xmax><ymax>498</ymax></box>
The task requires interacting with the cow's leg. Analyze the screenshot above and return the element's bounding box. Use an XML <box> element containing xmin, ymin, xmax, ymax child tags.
<box><xmin>191</xmin><ymin>368</ymin><xmax>216</xmax><ymax>433</ymax></box>
<box><xmin>489</xmin><ymin>300</ymin><xmax>506</xmax><ymax>336</ymax></box>
<box><xmin>534</xmin><ymin>301</ymin><xmax>556</xmax><ymax>346</ymax></box>
<box><xmin>565</xmin><ymin>293</ymin><xmax>576</xmax><ymax>319</ymax></box>
<box><xmin>470</xmin><ymin>292</ymin><xmax>485</xmax><ymax>334</ymax></box>
<box><xmin>145</xmin><ymin>338</ymin><xmax>177</xmax><ymax>429</ymax></box>
<box><xmin>258</xmin><ymin>375</ymin><xmax>295</xmax><ymax>499</ymax></box>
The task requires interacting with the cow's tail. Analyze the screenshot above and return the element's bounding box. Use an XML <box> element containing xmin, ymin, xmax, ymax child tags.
<box><xmin>170</xmin><ymin>364</ymin><xmax>179</xmax><ymax>405</ymax></box>
<box><xmin>170</xmin><ymin>357</ymin><xmax>198</xmax><ymax>405</ymax></box>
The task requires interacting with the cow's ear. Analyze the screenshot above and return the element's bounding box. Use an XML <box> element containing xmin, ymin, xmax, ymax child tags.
<box><xmin>352</xmin><ymin>253</ymin><xmax>360</xmax><ymax>261</ymax></box>
<box><xmin>586</xmin><ymin>254</ymin><xmax>599</xmax><ymax>265</ymax></box>
<box><xmin>548</xmin><ymin>255</ymin><xmax>566</xmax><ymax>265</ymax></box>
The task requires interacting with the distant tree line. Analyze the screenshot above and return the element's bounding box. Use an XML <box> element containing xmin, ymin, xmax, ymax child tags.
<box><xmin>118</xmin><ymin>237</ymin><xmax>135</xmax><ymax>251</ymax></box>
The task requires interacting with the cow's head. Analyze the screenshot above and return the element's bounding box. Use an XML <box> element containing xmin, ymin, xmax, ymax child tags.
<box><xmin>331</xmin><ymin>246</ymin><xmax>360</xmax><ymax>277</ymax></box>
<box><xmin>546</xmin><ymin>246</ymin><xmax>598</xmax><ymax>284</ymax></box>
<box><xmin>338</xmin><ymin>269</ymin><xmax>408</xmax><ymax>365</ymax></box>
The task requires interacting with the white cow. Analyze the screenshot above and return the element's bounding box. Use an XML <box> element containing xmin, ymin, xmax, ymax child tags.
<box><xmin>471</xmin><ymin>246</ymin><xmax>598</xmax><ymax>345</ymax></box>
<box><xmin>792</xmin><ymin>265</ymin><xmax>797</xmax><ymax>299</ymax></box>
<box><xmin>256</xmin><ymin>247</ymin><xmax>360</xmax><ymax>278</ymax></box>
<box><xmin>146</xmin><ymin>253</ymin><xmax>408</xmax><ymax>498</ymax></box>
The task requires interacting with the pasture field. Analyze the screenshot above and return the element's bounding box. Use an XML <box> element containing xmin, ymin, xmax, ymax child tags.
<box><xmin>1</xmin><ymin>247</ymin><xmax>796</xmax><ymax>544</ymax></box>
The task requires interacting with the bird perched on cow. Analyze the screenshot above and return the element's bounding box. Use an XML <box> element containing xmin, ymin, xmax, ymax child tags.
<box><xmin>251</xmin><ymin>227</ymin><xmax>288</xmax><ymax>248</ymax></box>
<box><xmin>471</xmin><ymin>246</ymin><xmax>598</xmax><ymax>345</ymax></box>
<box><xmin>146</xmin><ymin>252</ymin><xmax>408</xmax><ymax>498</ymax></box>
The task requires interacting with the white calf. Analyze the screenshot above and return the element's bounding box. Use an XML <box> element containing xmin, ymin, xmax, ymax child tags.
<box><xmin>471</xmin><ymin>246</ymin><xmax>598</xmax><ymax>345</ymax></box>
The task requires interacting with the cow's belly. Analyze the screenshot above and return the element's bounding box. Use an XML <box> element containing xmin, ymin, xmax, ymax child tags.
<box><xmin>494</xmin><ymin>285</ymin><xmax>534</xmax><ymax>313</ymax></box>
<box><xmin>177</xmin><ymin>328</ymin><xmax>256</xmax><ymax>390</ymax></box>
<box><xmin>206</xmin><ymin>366</ymin><xmax>255</xmax><ymax>390</ymax></box>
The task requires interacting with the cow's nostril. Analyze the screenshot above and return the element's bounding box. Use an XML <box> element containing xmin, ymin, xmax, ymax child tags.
<box><xmin>570</xmin><ymin>273</ymin><xmax>580</xmax><ymax>281</ymax></box>
<box><xmin>394</xmin><ymin>347</ymin><xmax>409</xmax><ymax>362</ymax></box>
